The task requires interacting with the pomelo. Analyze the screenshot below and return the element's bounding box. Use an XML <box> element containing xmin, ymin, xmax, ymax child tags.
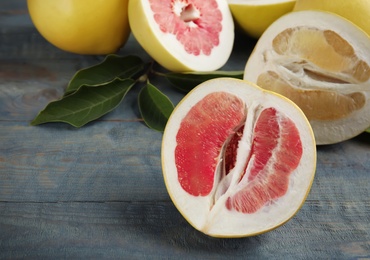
<box><xmin>244</xmin><ymin>11</ymin><xmax>370</xmax><ymax>145</ymax></box>
<box><xmin>228</xmin><ymin>0</ymin><xmax>296</xmax><ymax>38</ymax></box>
<box><xmin>27</xmin><ymin>0</ymin><xmax>130</xmax><ymax>55</ymax></box>
<box><xmin>128</xmin><ymin>0</ymin><xmax>234</xmax><ymax>72</ymax></box>
<box><xmin>293</xmin><ymin>0</ymin><xmax>370</xmax><ymax>37</ymax></box>
<box><xmin>162</xmin><ymin>78</ymin><xmax>316</xmax><ymax>237</ymax></box>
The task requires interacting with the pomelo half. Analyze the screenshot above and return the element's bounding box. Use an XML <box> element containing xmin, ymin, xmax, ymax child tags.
<box><xmin>162</xmin><ymin>78</ymin><xmax>316</xmax><ymax>237</ymax></box>
<box><xmin>228</xmin><ymin>0</ymin><xmax>296</xmax><ymax>38</ymax></box>
<box><xmin>244</xmin><ymin>10</ymin><xmax>370</xmax><ymax>145</ymax></box>
<box><xmin>128</xmin><ymin>0</ymin><xmax>234</xmax><ymax>72</ymax></box>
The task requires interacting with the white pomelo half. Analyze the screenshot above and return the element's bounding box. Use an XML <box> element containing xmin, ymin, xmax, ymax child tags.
<box><xmin>128</xmin><ymin>0</ymin><xmax>234</xmax><ymax>72</ymax></box>
<box><xmin>162</xmin><ymin>78</ymin><xmax>316</xmax><ymax>238</ymax></box>
<box><xmin>244</xmin><ymin>11</ymin><xmax>370</xmax><ymax>145</ymax></box>
<box><xmin>227</xmin><ymin>0</ymin><xmax>296</xmax><ymax>38</ymax></box>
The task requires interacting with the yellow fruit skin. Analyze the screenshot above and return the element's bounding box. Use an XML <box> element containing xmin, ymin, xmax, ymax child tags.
<box><xmin>128</xmin><ymin>0</ymin><xmax>192</xmax><ymax>72</ymax></box>
<box><xmin>229</xmin><ymin>1</ymin><xmax>296</xmax><ymax>38</ymax></box>
<box><xmin>27</xmin><ymin>0</ymin><xmax>130</xmax><ymax>55</ymax></box>
<box><xmin>293</xmin><ymin>0</ymin><xmax>370</xmax><ymax>36</ymax></box>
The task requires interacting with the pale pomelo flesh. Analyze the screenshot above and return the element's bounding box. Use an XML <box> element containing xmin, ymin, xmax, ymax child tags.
<box><xmin>162</xmin><ymin>78</ymin><xmax>316</xmax><ymax>237</ymax></box>
<box><xmin>244</xmin><ymin>11</ymin><xmax>370</xmax><ymax>144</ymax></box>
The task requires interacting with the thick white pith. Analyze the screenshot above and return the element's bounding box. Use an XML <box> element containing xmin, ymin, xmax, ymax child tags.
<box><xmin>162</xmin><ymin>78</ymin><xmax>316</xmax><ymax>237</ymax></box>
<box><xmin>244</xmin><ymin>11</ymin><xmax>370</xmax><ymax>144</ymax></box>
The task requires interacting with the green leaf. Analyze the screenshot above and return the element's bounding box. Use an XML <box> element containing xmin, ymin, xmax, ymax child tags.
<box><xmin>31</xmin><ymin>78</ymin><xmax>135</xmax><ymax>127</ymax></box>
<box><xmin>138</xmin><ymin>82</ymin><xmax>174</xmax><ymax>132</ymax></box>
<box><xmin>163</xmin><ymin>70</ymin><xmax>244</xmax><ymax>93</ymax></box>
<box><xmin>66</xmin><ymin>55</ymin><xmax>144</xmax><ymax>95</ymax></box>
<box><xmin>366</xmin><ymin>128</ymin><xmax>370</xmax><ymax>133</ymax></box>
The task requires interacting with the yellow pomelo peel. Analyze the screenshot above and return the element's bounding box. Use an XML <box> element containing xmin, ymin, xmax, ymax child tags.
<box><xmin>228</xmin><ymin>0</ymin><xmax>296</xmax><ymax>38</ymax></box>
<box><xmin>27</xmin><ymin>0</ymin><xmax>130</xmax><ymax>55</ymax></box>
<box><xmin>293</xmin><ymin>0</ymin><xmax>370</xmax><ymax>37</ymax></box>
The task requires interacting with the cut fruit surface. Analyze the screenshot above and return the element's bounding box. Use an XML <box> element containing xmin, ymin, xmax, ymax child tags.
<box><xmin>128</xmin><ymin>0</ymin><xmax>234</xmax><ymax>72</ymax></box>
<box><xmin>244</xmin><ymin>10</ymin><xmax>370</xmax><ymax>145</ymax></box>
<box><xmin>228</xmin><ymin>0</ymin><xmax>296</xmax><ymax>38</ymax></box>
<box><xmin>162</xmin><ymin>78</ymin><xmax>316</xmax><ymax>237</ymax></box>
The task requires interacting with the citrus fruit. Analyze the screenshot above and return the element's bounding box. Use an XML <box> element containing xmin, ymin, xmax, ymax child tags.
<box><xmin>293</xmin><ymin>0</ymin><xmax>370</xmax><ymax>37</ymax></box>
<box><xmin>128</xmin><ymin>0</ymin><xmax>234</xmax><ymax>72</ymax></box>
<box><xmin>162</xmin><ymin>78</ymin><xmax>316</xmax><ymax>237</ymax></box>
<box><xmin>243</xmin><ymin>10</ymin><xmax>370</xmax><ymax>145</ymax></box>
<box><xmin>27</xmin><ymin>0</ymin><xmax>130</xmax><ymax>55</ymax></box>
<box><xmin>228</xmin><ymin>0</ymin><xmax>296</xmax><ymax>38</ymax></box>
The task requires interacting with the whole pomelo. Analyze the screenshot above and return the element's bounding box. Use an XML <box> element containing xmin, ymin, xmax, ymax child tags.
<box><xmin>293</xmin><ymin>0</ymin><xmax>370</xmax><ymax>36</ymax></box>
<box><xmin>228</xmin><ymin>0</ymin><xmax>296</xmax><ymax>38</ymax></box>
<box><xmin>27</xmin><ymin>0</ymin><xmax>130</xmax><ymax>55</ymax></box>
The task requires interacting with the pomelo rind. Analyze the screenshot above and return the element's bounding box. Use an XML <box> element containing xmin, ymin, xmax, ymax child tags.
<box><xmin>162</xmin><ymin>78</ymin><xmax>316</xmax><ymax>238</ymax></box>
<box><xmin>293</xmin><ymin>0</ymin><xmax>370</xmax><ymax>37</ymax></box>
<box><xmin>244</xmin><ymin>10</ymin><xmax>370</xmax><ymax>145</ymax></box>
<box><xmin>27</xmin><ymin>0</ymin><xmax>130</xmax><ymax>55</ymax></box>
<box><xmin>228</xmin><ymin>0</ymin><xmax>296</xmax><ymax>38</ymax></box>
<box><xmin>128</xmin><ymin>0</ymin><xmax>235</xmax><ymax>72</ymax></box>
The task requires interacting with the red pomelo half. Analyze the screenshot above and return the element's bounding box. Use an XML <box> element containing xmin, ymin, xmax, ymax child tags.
<box><xmin>128</xmin><ymin>0</ymin><xmax>234</xmax><ymax>72</ymax></box>
<box><xmin>162</xmin><ymin>78</ymin><xmax>316</xmax><ymax>237</ymax></box>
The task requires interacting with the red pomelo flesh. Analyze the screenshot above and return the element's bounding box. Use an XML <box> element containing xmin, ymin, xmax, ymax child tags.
<box><xmin>175</xmin><ymin>92</ymin><xmax>246</xmax><ymax>196</ymax></box>
<box><xmin>226</xmin><ymin>108</ymin><xmax>303</xmax><ymax>214</ymax></box>
<box><xmin>176</xmin><ymin>93</ymin><xmax>303</xmax><ymax>213</ymax></box>
<box><xmin>149</xmin><ymin>0</ymin><xmax>222</xmax><ymax>56</ymax></box>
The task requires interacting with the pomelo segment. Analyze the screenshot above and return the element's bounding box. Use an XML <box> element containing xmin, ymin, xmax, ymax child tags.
<box><xmin>244</xmin><ymin>11</ymin><xmax>370</xmax><ymax>144</ymax></box>
<box><xmin>228</xmin><ymin>0</ymin><xmax>296</xmax><ymax>38</ymax></box>
<box><xmin>162</xmin><ymin>78</ymin><xmax>316</xmax><ymax>237</ymax></box>
<box><xmin>128</xmin><ymin>0</ymin><xmax>234</xmax><ymax>72</ymax></box>
<box><xmin>226</xmin><ymin>107</ymin><xmax>303</xmax><ymax>214</ymax></box>
<box><xmin>175</xmin><ymin>92</ymin><xmax>246</xmax><ymax>196</ymax></box>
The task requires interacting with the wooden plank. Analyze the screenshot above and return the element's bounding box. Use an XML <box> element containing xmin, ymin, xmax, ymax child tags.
<box><xmin>0</xmin><ymin>120</ymin><xmax>169</xmax><ymax>202</ymax></box>
<box><xmin>0</xmin><ymin>200</ymin><xmax>369</xmax><ymax>259</ymax></box>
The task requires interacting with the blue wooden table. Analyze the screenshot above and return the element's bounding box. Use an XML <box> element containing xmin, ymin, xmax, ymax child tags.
<box><xmin>1</xmin><ymin>1</ymin><xmax>370</xmax><ymax>259</ymax></box>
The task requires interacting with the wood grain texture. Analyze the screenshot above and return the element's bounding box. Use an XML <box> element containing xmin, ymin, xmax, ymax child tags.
<box><xmin>1</xmin><ymin>1</ymin><xmax>370</xmax><ymax>259</ymax></box>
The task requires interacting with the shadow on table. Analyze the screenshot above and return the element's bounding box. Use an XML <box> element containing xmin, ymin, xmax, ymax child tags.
<box><xmin>111</xmin><ymin>201</ymin><xmax>269</xmax><ymax>258</ymax></box>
